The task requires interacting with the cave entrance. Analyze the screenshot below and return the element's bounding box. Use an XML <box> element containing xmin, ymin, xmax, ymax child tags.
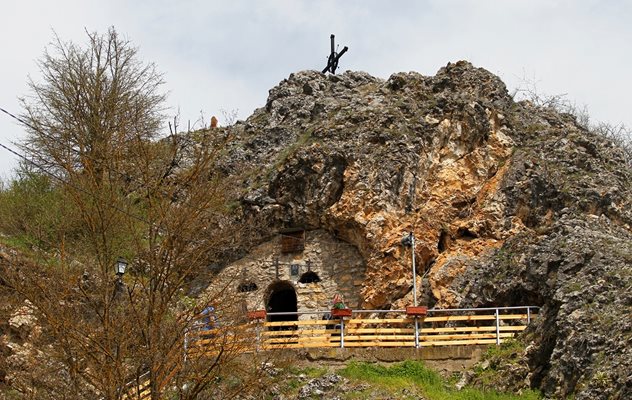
<box><xmin>266</xmin><ymin>281</ymin><xmax>298</xmax><ymax>326</ymax></box>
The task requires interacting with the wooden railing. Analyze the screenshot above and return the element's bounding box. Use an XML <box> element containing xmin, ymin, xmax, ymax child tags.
<box><xmin>187</xmin><ymin>306</ymin><xmax>537</xmax><ymax>355</ymax></box>
<box><xmin>122</xmin><ymin>306</ymin><xmax>537</xmax><ymax>399</ymax></box>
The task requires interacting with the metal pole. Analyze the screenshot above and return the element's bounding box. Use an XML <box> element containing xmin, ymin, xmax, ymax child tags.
<box><xmin>263</xmin><ymin>305</ymin><xmax>540</xmax><ymax>317</ymax></box>
<box><xmin>414</xmin><ymin>317</ymin><xmax>420</xmax><ymax>349</ymax></box>
<box><xmin>428</xmin><ymin>305</ymin><xmax>540</xmax><ymax>313</ymax></box>
<box><xmin>412</xmin><ymin>234</ymin><xmax>420</xmax><ymax>348</ymax></box>
<box><xmin>340</xmin><ymin>317</ymin><xmax>345</xmax><ymax>348</ymax></box>
<box><xmin>527</xmin><ymin>307</ymin><xmax>531</xmax><ymax>324</ymax></box>
<box><xmin>412</xmin><ymin>234</ymin><xmax>417</xmax><ymax>307</ymax></box>
<box><xmin>330</xmin><ymin>34</ymin><xmax>335</xmax><ymax>54</ymax></box>
<box><xmin>495</xmin><ymin>308</ymin><xmax>501</xmax><ymax>345</ymax></box>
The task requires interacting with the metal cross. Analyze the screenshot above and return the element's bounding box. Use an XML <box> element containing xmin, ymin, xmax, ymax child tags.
<box><xmin>322</xmin><ymin>34</ymin><xmax>348</xmax><ymax>74</ymax></box>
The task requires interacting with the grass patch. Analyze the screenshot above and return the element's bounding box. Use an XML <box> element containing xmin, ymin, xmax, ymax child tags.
<box><xmin>0</xmin><ymin>234</ymin><xmax>39</xmax><ymax>252</ymax></box>
<box><xmin>341</xmin><ymin>360</ymin><xmax>441</xmax><ymax>388</ymax></box>
<box><xmin>340</xmin><ymin>360</ymin><xmax>540</xmax><ymax>400</ymax></box>
<box><xmin>483</xmin><ymin>339</ymin><xmax>524</xmax><ymax>364</ymax></box>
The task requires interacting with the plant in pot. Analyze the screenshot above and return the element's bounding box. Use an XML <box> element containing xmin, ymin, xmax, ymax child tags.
<box><xmin>331</xmin><ymin>293</ymin><xmax>352</xmax><ymax>318</ymax></box>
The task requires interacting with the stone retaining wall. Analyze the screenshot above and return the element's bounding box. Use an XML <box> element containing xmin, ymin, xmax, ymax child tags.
<box><xmin>213</xmin><ymin>229</ymin><xmax>366</xmax><ymax>318</ymax></box>
<box><xmin>292</xmin><ymin>345</ymin><xmax>487</xmax><ymax>372</ymax></box>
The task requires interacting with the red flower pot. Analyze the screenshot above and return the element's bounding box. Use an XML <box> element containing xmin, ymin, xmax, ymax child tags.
<box><xmin>406</xmin><ymin>306</ymin><xmax>428</xmax><ymax>316</ymax></box>
<box><xmin>331</xmin><ymin>308</ymin><xmax>352</xmax><ymax>318</ymax></box>
<box><xmin>247</xmin><ymin>310</ymin><xmax>267</xmax><ymax>320</ymax></box>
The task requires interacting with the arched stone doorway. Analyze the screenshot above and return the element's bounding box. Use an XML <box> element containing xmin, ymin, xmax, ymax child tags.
<box><xmin>266</xmin><ymin>281</ymin><xmax>298</xmax><ymax>323</ymax></box>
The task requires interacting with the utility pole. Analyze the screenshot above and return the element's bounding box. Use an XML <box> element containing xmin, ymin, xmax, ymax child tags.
<box><xmin>412</xmin><ymin>234</ymin><xmax>417</xmax><ymax>307</ymax></box>
<box><xmin>402</xmin><ymin>232</ymin><xmax>419</xmax><ymax>347</ymax></box>
<box><xmin>401</xmin><ymin>232</ymin><xmax>418</xmax><ymax>306</ymax></box>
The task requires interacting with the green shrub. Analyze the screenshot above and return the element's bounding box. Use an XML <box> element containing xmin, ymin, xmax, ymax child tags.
<box><xmin>0</xmin><ymin>167</ymin><xmax>65</xmax><ymax>249</ymax></box>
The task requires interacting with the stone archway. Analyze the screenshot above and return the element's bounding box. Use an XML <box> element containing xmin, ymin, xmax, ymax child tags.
<box><xmin>266</xmin><ymin>281</ymin><xmax>298</xmax><ymax>323</ymax></box>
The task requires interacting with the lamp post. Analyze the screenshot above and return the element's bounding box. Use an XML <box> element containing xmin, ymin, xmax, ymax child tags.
<box><xmin>115</xmin><ymin>257</ymin><xmax>128</xmax><ymax>278</ymax></box>
<box><xmin>114</xmin><ymin>257</ymin><xmax>128</xmax><ymax>300</ymax></box>
<box><xmin>401</xmin><ymin>232</ymin><xmax>420</xmax><ymax>348</ymax></box>
<box><xmin>401</xmin><ymin>233</ymin><xmax>417</xmax><ymax>306</ymax></box>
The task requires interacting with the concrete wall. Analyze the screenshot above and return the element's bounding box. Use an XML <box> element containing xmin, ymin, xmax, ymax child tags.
<box><xmin>295</xmin><ymin>345</ymin><xmax>487</xmax><ymax>372</ymax></box>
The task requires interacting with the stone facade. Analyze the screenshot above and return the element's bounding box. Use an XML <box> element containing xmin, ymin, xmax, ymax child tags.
<box><xmin>214</xmin><ymin>229</ymin><xmax>365</xmax><ymax>320</ymax></box>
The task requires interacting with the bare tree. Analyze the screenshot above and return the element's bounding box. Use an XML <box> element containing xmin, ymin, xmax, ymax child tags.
<box><xmin>220</xmin><ymin>108</ymin><xmax>240</xmax><ymax>126</ymax></box>
<box><xmin>592</xmin><ymin>122</ymin><xmax>632</xmax><ymax>166</ymax></box>
<box><xmin>1</xmin><ymin>28</ymin><xmax>269</xmax><ymax>400</ymax></box>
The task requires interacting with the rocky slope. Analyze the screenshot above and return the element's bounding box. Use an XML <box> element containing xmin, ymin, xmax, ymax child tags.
<box><xmin>217</xmin><ymin>61</ymin><xmax>631</xmax><ymax>399</ymax></box>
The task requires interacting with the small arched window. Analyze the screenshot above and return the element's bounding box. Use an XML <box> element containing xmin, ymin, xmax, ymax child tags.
<box><xmin>299</xmin><ymin>271</ymin><xmax>321</xmax><ymax>284</ymax></box>
<box><xmin>237</xmin><ymin>281</ymin><xmax>258</xmax><ymax>293</ymax></box>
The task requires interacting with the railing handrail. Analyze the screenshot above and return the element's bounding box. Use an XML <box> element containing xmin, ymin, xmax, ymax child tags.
<box><xmin>129</xmin><ymin>306</ymin><xmax>538</xmax><ymax>399</ymax></box>
<box><xmin>263</xmin><ymin>305</ymin><xmax>540</xmax><ymax>317</ymax></box>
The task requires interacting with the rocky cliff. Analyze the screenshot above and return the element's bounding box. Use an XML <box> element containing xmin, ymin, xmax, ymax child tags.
<box><xmin>217</xmin><ymin>61</ymin><xmax>631</xmax><ymax>399</ymax></box>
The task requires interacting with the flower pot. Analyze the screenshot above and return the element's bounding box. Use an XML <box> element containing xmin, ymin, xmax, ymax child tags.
<box><xmin>247</xmin><ymin>310</ymin><xmax>267</xmax><ymax>320</ymax></box>
<box><xmin>406</xmin><ymin>306</ymin><xmax>428</xmax><ymax>316</ymax></box>
<box><xmin>331</xmin><ymin>308</ymin><xmax>352</xmax><ymax>318</ymax></box>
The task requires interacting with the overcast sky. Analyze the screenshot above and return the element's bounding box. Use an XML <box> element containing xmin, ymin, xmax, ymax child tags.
<box><xmin>1</xmin><ymin>0</ymin><xmax>630</xmax><ymax>177</ymax></box>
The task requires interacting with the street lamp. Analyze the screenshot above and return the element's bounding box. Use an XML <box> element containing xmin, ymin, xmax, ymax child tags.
<box><xmin>115</xmin><ymin>257</ymin><xmax>128</xmax><ymax>277</ymax></box>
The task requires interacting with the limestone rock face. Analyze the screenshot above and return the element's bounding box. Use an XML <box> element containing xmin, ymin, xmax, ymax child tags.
<box><xmin>453</xmin><ymin>215</ymin><xmax>631</xmax><ymax>399</ymax></box>
<box><xmin>218</xmin><ymin>61</ymin><xmax>631</xmax><ymax>399</ymax></box>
